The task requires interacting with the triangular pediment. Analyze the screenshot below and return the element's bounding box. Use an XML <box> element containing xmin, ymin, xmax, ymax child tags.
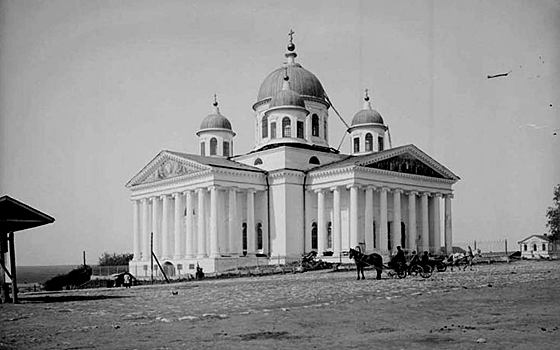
<box><xmin>126</xmin><ymin>151</ymin><xmax>210</xmax><ymax>187</ymax></box>
<box><xmin>357</xmin><ymin>145</ymin><xmax>460</xmax><ymax>181</ymax></box>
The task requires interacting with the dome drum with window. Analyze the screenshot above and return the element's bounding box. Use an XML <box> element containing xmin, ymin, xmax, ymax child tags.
<box><xmin>348</xmin><ymin>91</ymin><xmax>388</xmax><ymax>155</ymax></box>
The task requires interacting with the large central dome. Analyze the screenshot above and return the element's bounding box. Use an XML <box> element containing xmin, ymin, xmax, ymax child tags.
<box><xmin>257</xmin><ymin>63</ymin><xmax>326</xmax><ymax>102</ymax></box>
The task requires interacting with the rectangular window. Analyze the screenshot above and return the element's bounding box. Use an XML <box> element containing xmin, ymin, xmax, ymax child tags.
<box><xmin>200</xmin><ymin>142</ymin><xmax>205</xmax><ymax>156</ymax></box>
<box><xmin>271</xmin><ymin>122</ymin><xmax>277</xmax><ymax>139</ymax></box>
<box><xmin>353</xmin><ymin>137</ymin><xmax>360</xmax><ymax>153</ymax></box>
<box><xmin>378</xmin><ymin>136</ymin><xmax>384</xmax><ymax>151</ymax></box>
<box><xmin>297</xmin><ymin>121</ymin><xmax>304</xmax><ymax>138</ymax></box>
<box><xmin>223</xmin><ymin>141</ymin><xmax>230</xmax><ymax>157</ymax></box>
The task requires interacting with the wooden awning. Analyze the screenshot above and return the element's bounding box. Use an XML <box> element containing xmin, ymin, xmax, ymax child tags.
<box><xmin>0</xmin><ymin>195</ymin><xmax>55</xmax><ymax>234</ymax></box>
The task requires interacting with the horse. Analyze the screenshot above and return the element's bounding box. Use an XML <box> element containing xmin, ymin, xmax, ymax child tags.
<box><xmin>447</xmin><ymin>249</ymin><xmax>482</xmax><ymax>271</ymax></box>
<box><xmin>348</xmin><ymin>247</ymin><xmax>383</xmax><ymax>280</ymax></box>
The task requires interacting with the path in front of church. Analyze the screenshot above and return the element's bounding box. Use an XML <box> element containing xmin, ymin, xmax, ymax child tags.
<box><xmin>2</xmin><ymin>260</ymin><xmax>559</xmax><ymax>350</ymax></box>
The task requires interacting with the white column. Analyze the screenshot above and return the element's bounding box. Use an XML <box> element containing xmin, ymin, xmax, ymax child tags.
<box><xmin>364</xmin><ymin>187</ymin><xmax>374</xmax><ymax>252</ymax></box>
<box><xmin>349</xmin><ymin>185</ymin><xmax>359</xmax><ymax>249</ymax></box>
<box><xmin>210</xmin><ymin>186</ymin><xmax>220</xmax><ymax>258</ymax></box>
<box><xmin>247</xmin><ymin>189</ymin><xmax>256</xmax><ymax>254</ymax></box>
<box><xmin>317</xmin><ymin>189</ymin><xmax>325</xmax><ymax>255</ymax></box>
<box><xmin>444</xmin><ymin>193</ymin><xmax>453</xmax><ymax>255</ymax></box>
<box><xmin>141</xmin><ymin>198</ymin><xmax>150</xmax><ymax>261</ymax></box>
<box><xmin>392</xmin><ymin>189</ymin><xmax>402</xmax><ymax>252</ymax></box>
<box><xmin>185</xmin><ymin>190</ymin><xmax>195</xmax><ymax>258</ymax></box>
<box><xmin>228</xmin><ymin>188</ymin><xmax>238</xmax><ymax>256</ymax></box>
<box><xmin>332</xmin><ymin>187</ymin><xmax>342</xmax><ymax>256</ymax></box>
<box><xmin>161</xmin><ymin>194</ymin><xmax>171</xmax><ymax>260</ymax></box>
<box><xmin>132</xmin><ymin>200</ymin><xmax>140</xmax><ymax>261</ymax></box>
<box><xmin>408</xmin><ymin>191</ymin><xmax>417</xmax><ymax>251</ymax></box>
<box><xmin>197</xmin><ymin>188</ymin><xmax>207</xmax><ymax>258</ymax></box>
<box><xmin>421</xmin><ymin>192</ymin><xmax>430</xmax><ymax>253</ymax></box>
<box><xmin>432</xmin><ymin>193</ymin><xmax>442</xmax><ymax>254</ymax></box>
<box><xmin>173</xmin><ymin>193</ymin><xmax>184</xmax><ymax>260</ymax></box>
<box><xmin>151</xmin><ymin>196</ymin><xmax>160</xmax><ymax>257</ymax></box>
<box><xmin>379</xmin><ymin>187</ymin><xmax>389</xmax><ymax>253</ymax></box>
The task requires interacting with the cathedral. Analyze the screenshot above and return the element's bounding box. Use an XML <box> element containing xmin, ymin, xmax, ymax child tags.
<box><xmin>126</xmin><ymin>33</ymin><xmax>459</xmax><ymax>277</ymax></box>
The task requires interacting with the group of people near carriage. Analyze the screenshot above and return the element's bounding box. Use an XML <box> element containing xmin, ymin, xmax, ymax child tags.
<box><xmin>348</xmin><ymin>245</ymin><xmax>480</xmax><ymax>280</ymax></box>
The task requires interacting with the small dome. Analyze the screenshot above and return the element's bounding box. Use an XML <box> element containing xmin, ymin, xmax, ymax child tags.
<box><xmin>269</xmin><ymin>76</ymin><xmax>306</xmax><ymax>108</ymax></box>
<box><xmin>258</xmin><ymin>64</ymin><xmax>326</xmax><ymax>102</ymax></box>
<box><xmin>200</xmin><ymin>113</ymin><xmax>232</xmax><ymax>130</ymax></box>
<box><xmin>351</xmin><ymin>109</ymin><xmax>384</xmax><ymax>126</ymax></box>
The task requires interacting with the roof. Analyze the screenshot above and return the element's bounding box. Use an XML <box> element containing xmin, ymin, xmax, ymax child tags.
<box><xmin>166</xmin><ymin>151</ymin><xmax>264</xmax><ymax>172</ymax></box>
<box><xmin>518</xmin><ymin>234</ymin><xmax>553</xmax><ymax>243</ymax></box>
<box><xmin>199</xmin><ymin>113</ymin><xmax>233</xmax><ymax>131</ymax></box>
<box><xmin>257</xmin><ymin>64</ymin><xmax>326</xmax><ymax>103</ymax></box>
<box><xmin>310</xmin><ymin>144</ymin><xmax>460</xmax><ymax>181</ymax></box>
<box><xmin>351</xmin><ymin>109</ymin><xmax>384</xmax><ymax>126</ymax></box>
<box><xmin>0</xmin><ymin>196</ymin><xmax>55</xmax><ymax>234</ymax></box>
<box><xmin>269</xmin><ymin>85</ymin><xmax>306</xmax><ymax>109</ymax></box>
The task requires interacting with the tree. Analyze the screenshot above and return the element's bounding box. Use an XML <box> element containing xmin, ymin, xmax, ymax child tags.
<box><xmin>98</xmin><ymin>252</ymin><xmax>134</xmax><ymax>266</ymax></box>
<box><xmin>546</xmin><ymin>184</ymin><xmax>560</xmax><ymax>242</ymax></box>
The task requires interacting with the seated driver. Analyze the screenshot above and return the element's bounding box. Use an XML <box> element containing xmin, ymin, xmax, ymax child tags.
<box><xmin>390</xmin><ymin>246</ymin><xmax>407</xmax><ymax>269</ymax></box>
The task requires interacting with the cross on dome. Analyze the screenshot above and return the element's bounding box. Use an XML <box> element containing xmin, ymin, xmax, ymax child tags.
<box><xmin>286</xmin><ymin>29</ymin><xmax>297</xmax><ymax>62</ymax></box>
<box><xmin>363</xmin><ymin>88</ymin><xmax>373</xmax><ymax>110</ymax></box>
<box><xmin>213</xmin><ymin>93</ymin><xmax>220</xmax><ymax>114</ymax></box>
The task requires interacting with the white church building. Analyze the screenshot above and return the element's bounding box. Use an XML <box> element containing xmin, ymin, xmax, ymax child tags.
<box><xmin>126</xmin><ymin>34</ymin><xmax>459</xmax><ymax>277</ymax></box>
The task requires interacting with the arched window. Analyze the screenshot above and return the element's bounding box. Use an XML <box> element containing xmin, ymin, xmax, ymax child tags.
<box><xmin>365</xmin><ymin>133</ymin><xmax>373</xmax><ymax>151</ymax></box>
<box><xmin>200</xmin><ymin>142</ymin><xmax>205</xmax><ymax>156</ymax></box>
<box><xmin>309</xmin><ymin>156</ymin><xmax>320</xmax><ymax>165</ymax></box>
<box><xmin>223</xmin><ymin>141</ymin><xmax>230</xmax><ymax>157</ymax></box>
<box><xmin>378</xmin><ymin>136</ymin><xmax>384</xmax><ymax>151</ymax></box>
<box><xmin>387</xmin><ymin>221</ymin><xmax>392</xmax><ymax>251</ymax></box>
<box><xmin>257</xmin><ymin>223</ymin><xmax>263</xmax><ymax>250</ymax></box>
<box><xmin>327</xmin><ymin>222</ymin><xmax>332</xmax><ymax>249</ymax></box>
<box><xmin>523</xmin><ymin>244</ymin><xmax>527</xmax><ymax>251</ymax></box>
<box><xmin>542</xmin><ymin>243</ymin><xmax>546</xmax><ymax>251</ymax></box>
<box><xmin>324</xmin><ymin>119</ymin><xmax>328</xmax><ymax>141</ymax></box>
<box><xmin>353</xmin><ymin>137</ymin><xmax>360</xmax><ymax>153</ymax></box>
<box><xmin>373</xmin><ymin>221</ymin><xmax>377</xmax><ymax>249</ymax></box>
<box><xmin>242</xmin><ymin>222</ymin><xmax>247</xmax><ymax>256</ymax></box>
<box><xmin>533</xmin><ymin>244</ymin><xmax>537</xmax><ymax>251</ymax></box>
<box><xmin>312</xmin><ymin>114</ymin><xmax>319</xmax><ymax>136</ymax></box>
<box><xmin>210</xmin><ymin>137</ymin><xmax>217</xmax><ymax>155</ymax></box>
<box><xmin>262</xmin><ymin>115</ymin><xmax>268</xmax><ymax>138</ymax></box>
<box><xmin>271</xmin><ymin>122</ymin><xmax>277</xmax><ymax>139</ymax></box>
<box><xmin>311</xmin><ymin>222</ymin><xmax>318</xmax><ymax>250</ymax></box>
<box><xmin>254</xmin><ymin>158</ymin><xmax>263</xmax><ymax>165</ymax></box>
<box><xmin>297</xmin><ymin>120</ymin><xmax>304</xmax><ymax>138</ymax></box>
<box><xmin>401</xmin><ymin>222</ymin><xmax>406</xmax><ymax>249</ymax></box>
<box><xmin>282</xmin><ymin>117</ymin><xmax>291</xmax><ymax>137</ymax></box>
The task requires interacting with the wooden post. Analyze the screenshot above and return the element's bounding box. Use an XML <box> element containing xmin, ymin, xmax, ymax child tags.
<box><xmin>83</xmin><ymin>250</ymin><xmax>86</xmax><ymax>266</ymax></box>
<box><xmin>0</xmin><ymin>233</ymin><xmax>9</xmax><ymax>303</ymax></box>
<box><xmin>8</xmin><ymin>232</ymin><xmax>18</xmax><ymax>304</ymax></box>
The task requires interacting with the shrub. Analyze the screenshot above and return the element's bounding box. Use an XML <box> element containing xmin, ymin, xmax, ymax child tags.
<box><xmin>43</xmin><ymin>265</ymin><xmax>92</xmax><ymax>291</ymax></box>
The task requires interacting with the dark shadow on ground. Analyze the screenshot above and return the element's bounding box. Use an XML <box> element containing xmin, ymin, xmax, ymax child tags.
<box><xmin>18</xmin><ymin>295</ymin><xmax>129</xmax><ymax>304</ymax></box>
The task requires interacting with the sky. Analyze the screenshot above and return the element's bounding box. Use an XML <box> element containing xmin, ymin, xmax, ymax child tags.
<box><xmin>1</xmin><ymin>0</ymin><xmax>559</xmax><ymax>266</ymax></box>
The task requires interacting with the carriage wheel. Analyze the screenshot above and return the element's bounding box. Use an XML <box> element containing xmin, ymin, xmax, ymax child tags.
<box><xmin>397</xmin><ymin>268</ymin><xmax>407</xmax><ymax>279</ymax></box>
<box><xmin>436</xmin><ymin>262</ymin><xmax>447</xmax><ymax>272</ymax></box>
<box><xmin>420</xmin><ymin>265</ymin><xmax>433</xmax><ymax>278</ymax></box>
<box><xmin>410</xmin><ymin>265</ymin><xmax>423</xmax><ymax>277</ymax></box>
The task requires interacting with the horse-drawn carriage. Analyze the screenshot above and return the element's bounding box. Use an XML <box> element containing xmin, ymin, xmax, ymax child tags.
<box><xmin>348</xmin><ymin>247</ymin><xmax>433</xmax><ymax>280</ymax></box>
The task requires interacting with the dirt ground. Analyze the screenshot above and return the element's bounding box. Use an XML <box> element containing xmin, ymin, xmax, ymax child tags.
<box><xmin>1</xmin><ymin>260</ymin><xmax>560</xmax><ymax>350</ymax></box>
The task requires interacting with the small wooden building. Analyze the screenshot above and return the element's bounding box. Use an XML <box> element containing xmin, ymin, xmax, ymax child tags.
<box><xmin>518</xmin><ymin>234</ymin><xmax>556</xmax><ymax>259</ymax></box>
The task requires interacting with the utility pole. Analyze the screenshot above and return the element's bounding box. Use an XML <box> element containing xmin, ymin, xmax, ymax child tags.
<box><xmin>150</xmin><ymin>232</ymin><xmax>154</xmax><ymax>284</ymax></box>
<box><xmin>83</xmin><ymin>250</ymin><xmax>86</xmax><ymax>266</ymax></box>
